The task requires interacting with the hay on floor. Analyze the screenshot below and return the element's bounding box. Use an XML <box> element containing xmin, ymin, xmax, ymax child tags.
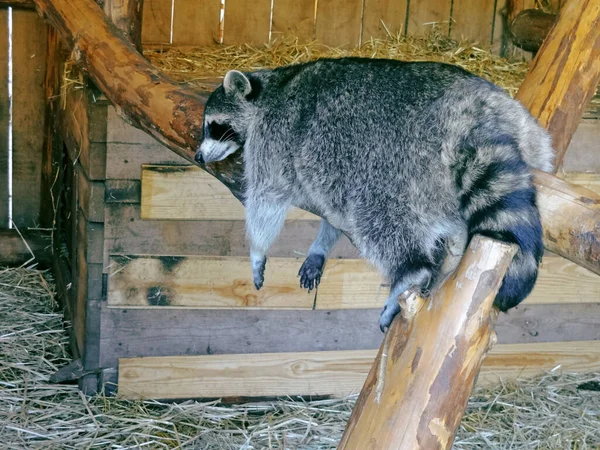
<box><xmin>144</xmin><ymin>33</ymin><xmax>530</xmax><ymax>98</ymax></box>
<box><xmin>1</xmin><ymin>266</ymin><xmax>599</xmax><ymax>449</ymax></box>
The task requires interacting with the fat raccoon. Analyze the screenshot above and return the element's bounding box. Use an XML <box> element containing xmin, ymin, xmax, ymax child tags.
<box><xmin>196</xmin><ymin>58</ymin><xmax>554</xmax><ymax>331</ymax></box>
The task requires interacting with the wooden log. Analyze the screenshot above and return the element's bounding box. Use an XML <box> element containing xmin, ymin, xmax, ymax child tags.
<box><xmin>337</xmin><ymin>236</ymin><xmax>518</xmax><ymax>450</ymax></box>
<box><xmin>0</xmin><ymin>229</ymin><xmax>52</xmax><ymax>268</ymax></box>
<box><xmin>33</xmin><ymin>0</ymin><xmax>600</xmax><ymax>275</ymax></box>
<box><xmin>0</xmin><ymin>0</ymin><xmax>35</xmax><ymax>8</ymax></box>
<box><xmin>516</xmin><ymin>0</ymin><xmax>600</xmax><ymax>169</ymax></box>
<box><xmin>509</xmin><ymin>9</ymin><xmax>557</xmax><ymax>53</ymax></box>
<box><xmin>103</xmin><ymin>0</ymin><xmax>144</xmax><ymax>53</ymax></box>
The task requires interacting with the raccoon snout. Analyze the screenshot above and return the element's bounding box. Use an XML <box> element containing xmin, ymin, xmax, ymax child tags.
<box><xmin>194</xmin><ymin>149</ymin><xmax>205</xmax><ymax>164</ymax></box>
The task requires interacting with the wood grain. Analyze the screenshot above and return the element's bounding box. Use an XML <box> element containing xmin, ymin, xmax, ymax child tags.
<box><xmin>11</xmin><ymin>9</ymin><xmax>47</xmax><ymax>227</ymax></box>
<box><xmin>172</xmin><ymin>0</ymin><xmax>220</xmax><ymax>46</ymax></box>
<box><xmin>0</xmin><ymin>9</ymin><xmax>8</xmax><ymax>227</ymax></box>
<box><xmin>103</xmin><ymin>0</ymin><xmax>144</xmax><ymax>52</ymax></box>
<box><xmin>271</xmin><ymin>0</ymin><xmax>315</xmax><ymax>42</ymax></box>
<box><xmin>516</xmin><ymin>0</ymin><xmax>600</xmax><ymax>169</ymax></box>
<box><xmin>77</xmin><ymin>164</ymin><xmax>105</xmax><ymax>222</ymax></box>
<box><xmin>558</xmin><ymin>173</ymin><xmax>600</xmax><ymax>194</ymax></box>
<box><xmin>105</xmin><ymin>253</ymin><xmax>600</xmax><ymax>308</ymax></box>
<box><xmin>141</xmin><ymin>164</ymin><xmax>318</xmax><ymax>220</ymax></box>
<box><xmin>141</xmin><ymin>0</ymin><xmax>172</xmax><ymax>44</ymax></box>
<box><xmin>222</xmin><ymin>0</ymin><xmax>271</xmax><ymax>45</ymax></box>
<box><xmin>0</xmin><ymin>228</ymin><xmax>52</xmax><ymax>268</ymax></box>
<box><xmin>450</xmin><ymin>0</ymin><xmax>495</xmax><ymax>44</ymax></box>
<box><xmin>117</xmin><ymin>340</ymin><xmax>600</xmax><ymax>399</ymax></box>
<box><xmin>561</xmin><ymin>120</ymin><xmax>600</xmax><ymax>172</ymax></box>
<box><xmin>362</xmin><ymin>0</ymin><xmax>408</xmax><ymax>41</ymax></box>
<box><xmin>315</xmin><ymin>0</ymin><xmax>362</xmax><ymax>47</ymax></box>
<box><xmin>408</xmin><ymin>0</ymin><xmax>451</xmax><ymax>36</ymax></box>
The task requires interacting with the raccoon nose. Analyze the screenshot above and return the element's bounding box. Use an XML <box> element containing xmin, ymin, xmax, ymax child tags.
<box><xmin>194</xmin><ymin>150</ymin><xmax>205</xmax><ymax>164</ymax></box>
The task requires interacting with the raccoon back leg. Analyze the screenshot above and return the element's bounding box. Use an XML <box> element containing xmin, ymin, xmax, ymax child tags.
<box><xmin>245</xmin><ymin>194</ymin><xmax>289</xmax><ymax>290</ymax></box>
<box><xmin>298</xmin><ymin>219</ymin><xmax>342</xmax><ymax>292</ymax></box>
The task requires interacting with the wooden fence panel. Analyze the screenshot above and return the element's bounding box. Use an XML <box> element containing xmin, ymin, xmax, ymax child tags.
<box><xmin>223</xmin><ymin>0</ymin><xmax>271</xmax><ymax>45</ymax></box>
<box><xmin>451</xmin><ymin>0</ymin><xmax>497</xmax><ymax>44</ymax></box>
<box><xmin>172</xmin><ymin>0</ymin><xmax>221</xmax><ymax>46</ymax></box>
<box><xmin>142</xmin><ymin>0</ymin><xmax>172</xmax><ymax>44</ymax></box>
<box><xmin>0</xmin><ymin>10</ymin><xmax>8</xmax><ymax>227</ymax></box>
<box><xmin>11</xmin><ymin>10</ymin><xmax>46</xmax><ymax>227</ymax></box>
<box><xmin>315</xmin><ymin>0</ymin><xmax>363</xmax><ymax>47</ymax></box>
<box><xmin>408</xmin><ymin>0</ymin><xmax>452</xmax><ymax>36</ymax></box>
<box><xmin>362</xmin><ymin>0</ymin><xmax>408</xmax><ymax>41</ymax></box>
<box><xmin>271</xmin><ymin>0</ymin><xmax>315</xmax><ymax>42</ymax></box>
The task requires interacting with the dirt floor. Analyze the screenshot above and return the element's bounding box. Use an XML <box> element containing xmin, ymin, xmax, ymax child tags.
<box><xmin>1</xmin><ymin>266</ymin><xmax>599</xmax><ymax>449</ymax></box>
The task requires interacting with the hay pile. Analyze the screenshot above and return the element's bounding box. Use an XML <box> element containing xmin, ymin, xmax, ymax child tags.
<box><xmin>145</xmin><ymin>34</ymin><xmax>530</xmax><ymax>98</ymax></box>
<box><xmin>1</xmin><ymin>266</ymin><xmax>599</xmax><ymax>449</ymax></box>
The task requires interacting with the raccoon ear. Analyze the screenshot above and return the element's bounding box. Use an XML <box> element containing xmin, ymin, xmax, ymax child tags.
<box><xmin>223</xmin><ymin>70</ymin><xmax>252</xmax><ymax>97</ymax></box>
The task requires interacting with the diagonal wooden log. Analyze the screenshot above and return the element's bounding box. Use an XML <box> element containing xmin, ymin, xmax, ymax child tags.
<box><xmin>338</xmin><ymin>236</ymin><xmax>518</xmax><ymax>450</ymax></box>
<box><xmin>32</xmin><ymin>0</ymin><xmax>600</xmax><ymax>276</ymax></box>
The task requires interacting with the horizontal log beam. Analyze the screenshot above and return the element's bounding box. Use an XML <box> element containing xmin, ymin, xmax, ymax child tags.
<box><xmin>0</xmin><ymin>0</ymin><xmax>35</xmax><ymax>8</ymax></box>
<box><xmin>0</xmin><ymin>229</ymin><xmax>52</xmax><ymax>268</ymax></box>
<box><xmin>33</xmin><ymin>0</ymin><xmax>600</xmax><ymax>275</ymax></box>
<box><xmin>509</xmin><ymin>9</ymin><xmax>557</xmax><ymax>53</ymax></box>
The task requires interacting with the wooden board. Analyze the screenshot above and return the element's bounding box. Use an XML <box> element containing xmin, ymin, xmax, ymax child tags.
<box><xmin>558</xmin><ymin>172</ymin><xmax>600</xmax><ymax>194</ymax></box>
<box><xmin>315</xmin><ymin>0</ymin><xmax>362</xmax><ymax>47</ymax></box>
<box><xmin>450</xmin><ymin>0</ymin><xmax>496</xmax><ymax>44</ymax></box>
<box><xmin>0</xmin><ymin>9</ymin><xmax>8</xmax><ymax>227</ymax></box>
<box><xmin>271</xmin><ymin>0</ymin><xmax>315</xmax><ymax>42</ymax></box>
<box><xmin>141</xmin><ymin>0</ymin><xmax>172</xmax><ymax>44</ymax></box>
<box><xmin>106</xmin><ymin>253</ymin><xmax>600</xmax><ymax>308</ymax></box>
<box><xmin>561</xmin><ymin>119</ymin><xmax>600</xmax><ymax>173</ymax></box>
<box><xmin>408</xmin><ymin>0</ymin><xmax>451</xmax><ymax>36</ymax></box>
<box><xmin>118</xmin><ymin>340</ymin><xmax>600</xmax><ymax>399</ymax></box>
<box><xmin>11</xmin><ymin>9</ymin><xmax>47</xmax><ymax>226</ymax></box>
<box><xmin>171</xmin><ymin>0</ymin><xmax>221</xmax><ymax>46</ymax></box>
<box><xmin>362</xmin><ymin>0</ymin><xmax>409</xmax><ymax>41</ymax></box>
<box><xmin>77</xmin><ymin>164</ymin><xmax>105</xmax><ymax>222</ymax></box>
<box><xmin>222</xmin><ymin>0</ymin><xmax>271</xmax><ymax>45</ymax></box>
<box><xmin>141</xmin><ymin>164</ymin><xmax>318</xmax><ymax>221</ymax></box>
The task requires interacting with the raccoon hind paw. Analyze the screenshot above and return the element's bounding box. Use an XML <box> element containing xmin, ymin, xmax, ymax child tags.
<box><xmin>298</xmin><ymin>254</ymin><xmax>326</xmax><ymax>292</ymax></box>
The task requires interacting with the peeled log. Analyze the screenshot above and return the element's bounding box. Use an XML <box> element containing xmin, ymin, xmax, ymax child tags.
<box><xmin>32</xmin><ymin>0</ymin><xmax>600</xmax><ymax>274</ymax></box>
<box><xmin>338</xmin><ymin>236</ymin><xmax>517</xmax><ymax>450</ymax></box>
<box><xmin>509</xmin><ymin>9</ymin><xmax>557</xmax><ymax>53</ymax></box>
<box><xmin>516</xmin><ymin>0</ymin><xmax>600</xmax><ymax>169</ymax></box>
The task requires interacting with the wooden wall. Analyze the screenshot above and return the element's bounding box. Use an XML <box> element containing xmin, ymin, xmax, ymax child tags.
<box><xmin>142</xmin><ymin>0</ymin><xmax>511</xmax><ymax>49</ymax></box>
<box><xmin>0</xmin><ymin>8</ymin><xmax>47</xmax><ymax>228</ymax></box>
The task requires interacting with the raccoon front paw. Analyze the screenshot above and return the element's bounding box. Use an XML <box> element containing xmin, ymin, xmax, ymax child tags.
<box><xmin>379</xmin><ymin>298</ymin><xmax>401</xmax><ymax>332</ymax></box>
<box><xmin>253</xmin><ymin>257</ymin><xmax>266</xmax><ymax>290</ymax></box>
<box><xmin>298</xmin><ymin>254</ymin><xmax>325</xmax><ymax>292</ymax></box>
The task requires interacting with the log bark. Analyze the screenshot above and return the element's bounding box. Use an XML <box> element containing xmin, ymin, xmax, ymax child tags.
<box><xmin>31</xmin><ymin>0</ymin><xmax>600</xmax><ymax>275</ymax></box>
<box><xmin>509</xmin><ymin>9</ymin><xmax>557</xmax><ymax>53</ymax></box>
<box><xmin>516</xmin><ymin>0</ymin><xmax>600</xmax><ymax>169</ymax></box>
<box><xmin>102</xmin><ymin>0</ymin><xmax>144</xmax><ymax>53</ymax></box>
<box><xmin>0</xmin><ymin>229</ymin><xmax>52</xmax><ymax>268</ymax></box>
<box><xmin>337</xmin><ymin>236</ymin><xmax>518</xmax><ymax>450</ymax></box>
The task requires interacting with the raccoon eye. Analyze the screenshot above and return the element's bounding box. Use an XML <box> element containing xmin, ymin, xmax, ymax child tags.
<box><xmin>208</xmin><ymin>121</ymin><xmax>235</xmax><ymax>141</ymax></box>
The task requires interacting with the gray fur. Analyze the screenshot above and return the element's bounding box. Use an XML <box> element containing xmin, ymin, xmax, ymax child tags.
<box><xmin>197</xmin><ymin>58</ymin><xmax>554</xmax><ymax>331</ymax></box>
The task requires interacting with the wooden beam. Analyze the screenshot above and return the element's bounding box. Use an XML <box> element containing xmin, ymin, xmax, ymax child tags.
<box><xmin>516</xmin><ymin>0</ymin><xmax>600</xmax><ymax>169</ymax></box>
<box><xmin>117</xmin><ymin>340</ymin><xmax>600</xmax><ymax>400</ymax></box>
<box><xmin>0</xmin><ymin>229</ymin><xmax>52</xmax><ymax>268</ymax></box>
<box><xmin>509</xmin><ymin>9</ymin><xmax>557</xmax><ymax>53</ymax></box>
<box><xmin>103</xmin><ymin>0</ymin><xmax>144</xmax><ymax>53</ymax></box>
<box><xmin>0</xmin><ymin>0</ymin><xmax>35</xmax><ymax>8</ymax></box>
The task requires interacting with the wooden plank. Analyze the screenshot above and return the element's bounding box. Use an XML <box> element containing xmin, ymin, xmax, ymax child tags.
<box><xmin>141</xmin><ymin>0</ymin><xmax>172</xmax><ymax>44</ymax></box>
<box><xmin>77</xmin><ymin>164</ymin><xmax>105</xmax><ymax>222</ymax></box>
<box><xmin>106</xmin><ymin>252</ymin><xmax>600</xmax><ymax>308</ymax></box>
<box><xmin>222</xmin><ymin>0</ymin><xmax>271</xmax><ymax>45</ymax></box>
<box><xmin>450</xmin><ymin>0</ymin><xmax>496</xmax><ymax>44</ymax></box>
<box><xmin>105</xmin><ymin>179</ymin><xmax>140</xmax><ymax>203</ymax></box>
<box><xmin>104</xmin><ymin>203</ymin><xmax>359</xmax><ymax>266</ymax></box>
<box><xmin>362</xmin><ymin>0</ymin><xmax>409</xmax><ymax>41</ymax></box>
<box><xmin>11</xmin><ymin>9</ymin><xmax>47</xmax><ymax>226</ymax></box>
<box><xmin>561</xmin><ymin>119</ymin><xmax>600</xmax><ymax>173</ymax></box>
<box><xmin>558</xmin><ymin>173</ymin><xmax>600</xmax><ymax>194</ymax></box>
<box><xmin>171</xmin><ymin>0</ymin><xmax>220</xmax><ymax>46</ymax></box>
<box><xmin>271</xmin><ymin>0</ymin><xmax>315</xmax><ymax>42</ymax></box>
<box><xmin>408</xmin><ymin>0</ymin><xmax>451</xmax><ymax>37</ymax></box>
<box><xmin>315</xmin><ymin>0</ymin><xmax>362</xmax><ymax>47</ymax></box>
<box><xmin>100</xmin><ymin>303</ymin><xmax>600</xmax><ymax>369</ymax></box>
<box><xmin>0</xmin><ymin>9</ymin><xmax>8</xmax><ymax>227</ymax></box>
<box><xmin>118</xmin><ymin>340</ymin><xmax>600</xmax><ymax>399</ymax></box>
<box><xmin>141</xmin><ymin>164</ymin><xmax>319</xmax><ymax>221</ymax></box>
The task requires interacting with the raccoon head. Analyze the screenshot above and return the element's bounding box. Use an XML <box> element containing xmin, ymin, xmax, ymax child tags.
<box><xmin>196</xmin><ymin>70</ymin><xmax>254</xmax><ymax>164</ymax></box>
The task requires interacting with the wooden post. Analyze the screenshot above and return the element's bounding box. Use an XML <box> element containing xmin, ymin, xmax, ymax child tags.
<box><xmin>516</xmin><ymin>0</ymin><xmax>600</xmax><ymax>170</ymax></box>
<box><xmin>102</xmin><ymin>0</ymin><xmax>144</xmax><ymax>53</ymax></box>
<box><xmin>338</xmin><ymin>236</ymin><xmax>517</xmax><ymax>450</ymax></box>
<box><xmin>32</xmin><ymin>0</ymin><xmax>600</xmax><ymax>274</ymax></box>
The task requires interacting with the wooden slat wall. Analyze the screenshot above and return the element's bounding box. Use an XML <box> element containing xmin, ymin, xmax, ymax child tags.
<box><xmin>0</xmin><ymin>9</ymin><xmax>8</xmax><ymax>227</ymax></box>
<box><xmin>140</xmin><ymin>0</ymin><xmax>508</xmax><ymax>49</ymax></box>
<box><xmin>10</xmin><ymin>10</ymin><xmax>47</xmax><ymax>227</ymax></box>
<box><xmin>118</xmin><ymin>341</ymin><xmax>600</xmax><ymax>399</ymax></box>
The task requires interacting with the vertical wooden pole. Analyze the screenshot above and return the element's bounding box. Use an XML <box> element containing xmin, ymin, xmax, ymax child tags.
<box><xmin>102</xmin><ymin>0</ymin><xmax>144</xmax><ymax>52</ymax></box>
<box><xmin>515</xmin><ymin>0</ymin><xmax>600</xmax><ymax>170</ymax></box>
<box><xmin>338</xmin><ymin>236</ymin><xmax>517</xmax><ymax>450</ymax></box>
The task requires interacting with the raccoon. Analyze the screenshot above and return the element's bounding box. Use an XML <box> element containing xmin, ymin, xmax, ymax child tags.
<box><xmin>196</xmin><ymin>58</ymin><xmax>554</xmax><ymax>331</ymax></box>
